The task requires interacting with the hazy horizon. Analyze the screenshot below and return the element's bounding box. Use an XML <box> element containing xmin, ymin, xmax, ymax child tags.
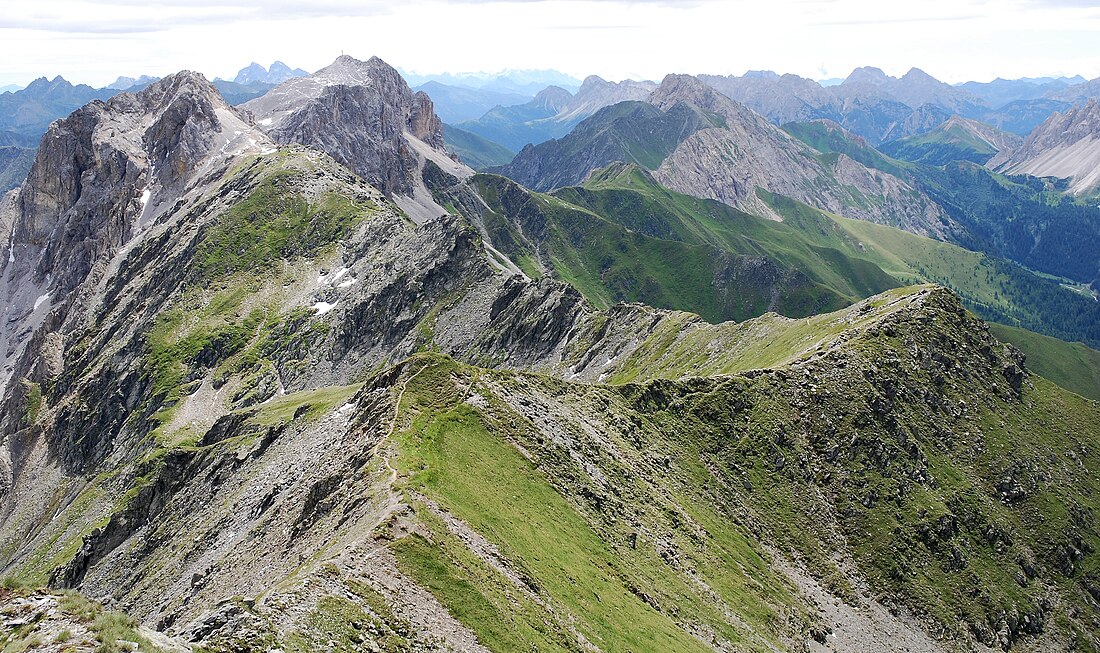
<box><xmin>2</xmin><ymin>0</ymin><xmax>1099</xmax><ymax>88</ymax></box>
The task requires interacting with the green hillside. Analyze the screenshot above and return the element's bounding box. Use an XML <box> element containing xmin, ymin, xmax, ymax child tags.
<box><xmin>442</xmin><ymin>123</ymin><xmax>515</xmax><ymax>169</ymax></box>
<box><xmin>879</xmin><ymin>121</ymin><xmax>1001</xmax><ymax>166</ymax></box>
<box><xmin>467</xmin><ymin>171</ymin><xmax>875</xmax><ymax>322</ymax></box>
<box><xmin>757</xmin><ymin>189</ymin><xmax>1100</xmax><ymax>347</ymax></box>
<box><xmin>784</xmin><ymin>120</ymin><xmax>1100</xmax><ymax>285</ymax></box>
<box><xmin>454</xmin><ymin>163</ymin><xmax>1100</xmax><ymax>348</ymax></box>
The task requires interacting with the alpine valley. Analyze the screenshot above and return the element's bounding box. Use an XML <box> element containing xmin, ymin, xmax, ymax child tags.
<box><xmin>2</xmin><ymin>51</ymin><xmax>1100</xmax><ymax>653</ymax></box>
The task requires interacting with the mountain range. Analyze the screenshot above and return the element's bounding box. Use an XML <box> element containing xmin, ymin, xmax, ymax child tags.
<box><xmin>452</xmin><ymin>75</ymin><xmax>658</xmax><ymax>153</ymax></box>
<box><xmin>0</xmin><ymin>54</ymin><xmax>1099</xmax><ymax>653</ymax></box>
<box><xmin>229</xmin><ymin>61</ymin><xmax>309</xmax><ymax>86</ymax></box>
<box><xmin>399</xmin><ymin>67</ymin><xmax>583</xmax><ymax>95</ymax></box>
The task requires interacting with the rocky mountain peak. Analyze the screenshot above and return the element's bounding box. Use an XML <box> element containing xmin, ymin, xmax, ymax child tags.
<box><xmin>844</xmin><ymin>66</ymin><xmax>891</xmax><ymax>86</ymax></box>
<box><xmin>319</xmin><ymin>54</ymin><xmax>392</xmax><ymax>84</ymax></box>
<box><xmin>579</xmin><ymin>74</ymin><xmax>608</xmax><ymax>90</ymax></box>
<box><xmin>233</xmin><ymin>61</ymin><xmax>309</xmax><ymax>85</ymax></box>
<box><xmin>244</xmin><ymin>55</ymin><xmax>410</xmax><ymax>126</ymax></box>
<box><xmin>8</xmin><ymin>69</ymin><xmax>269</xmax><ymax>306</ymax></box>
<box><xmin>243</xmin><ymin>54</ymin><xmax>468</xmax><ymax>219</ymax></box>
<box><xmin>23</xmin><ymin>76</ymin><xmax>78</xmax><ymax>96</ymax></box>
<box><xmin>901</xmin><ymin>67</ymin><xmax>938</xmax><ymax>83</ymax></box>
<box><xmin>234</xmin><ymin>62</ymin><xmax>267</xmax><ymax>83</ymax></box>
<box><xmin>648</xmin><ymin>73</ymin><xmax>728</xmax><ymax>112</ymax></box>
<box><xmin>559</xmin><ymin>75</ymin><xmax>657</xmax><ymax>121</ymax></box>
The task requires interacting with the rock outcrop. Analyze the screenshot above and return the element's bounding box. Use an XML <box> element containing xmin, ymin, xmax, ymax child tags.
<box><xmin>554</xmin><ymin>74</ymin><xmax>657</xmax><ymax>121</ymax></box>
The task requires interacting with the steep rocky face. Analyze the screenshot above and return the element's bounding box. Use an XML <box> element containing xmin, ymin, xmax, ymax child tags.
<box><xmin>0</xmin><ymin>71</ymin><xmax>271</xmax><ymax>398</ymax></box>
<box><xmin>244</xmin><ymin>55</ymin><xmax>468</xmax><ymax>221</ymax></box>
<box><xmin>650</xmin><ymin>76</ymin><xmax>953</xmax><ymax>232</ymax></box>
<box><xmin>0</xmin><ymin>143</ymin><xmax>591</xmax><ymax>593</ymax></box>
<box><xmin>699</xmin><ymin>71</ymin><xmax>838</xmax><ymax>125</ymax></box>
<box><xmin>494</xmin><ymin>100</ymin><xmax>718</xmax><ymax>192</ymax></box>
<box><xmin>990</xmin><ymin>99</ymin><xmax>1100</xmax><ymax>195</ymax></box>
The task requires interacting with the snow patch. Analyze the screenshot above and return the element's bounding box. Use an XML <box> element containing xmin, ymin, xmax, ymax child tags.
<box><xmin>312</xmin><ymin>301</ymin><xmax>337</xmax><ymax>315</ymax></box>
<box><xmin>139</xmin><ymin>188</ymin><xmax>151</xmax><ymax>213</ymax></box>
<box><xmin>33</xmin><ymin>294</ymin><xmax>50</xmax><ymax>310</ymax></box>
<box><xmin>258</xmin><ymin>117</ymin><xmax>273</xmax><ymax>126</ymax></box>
<box><xmin>337</xmin><ymin>278</ymin><xmax>357</xmax><ymax>288</ymax></box>
<box><xmin>318</xmin><ymin>267</ymin><xmax>350</xmax><ymax>285</ymax></box>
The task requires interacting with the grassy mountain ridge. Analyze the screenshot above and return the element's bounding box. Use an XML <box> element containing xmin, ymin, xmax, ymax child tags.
<box><xmin>557</xmin><ymin>163</ymin><xmax>899</xmax><ymax>302</ymax></box>
<box><xmin>880</xmin><ymin>123</ymin><xmax>1000</xmax><ymax>166</ymax></box>
<box><xmin>367</xmin><ymin>288</ymin><xmax>1100</xmax><ymax>652</ymax></box>
<box><xmin>465</xmin><ymin>172</ymin><xmax>860</xmax><ymax>321</ymax></box>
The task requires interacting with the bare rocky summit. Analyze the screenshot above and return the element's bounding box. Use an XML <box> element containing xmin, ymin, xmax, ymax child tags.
<box><xmin>244</xmin><ymin>55</ymin><xmax>472</xmax><ymax>222</ymax></box>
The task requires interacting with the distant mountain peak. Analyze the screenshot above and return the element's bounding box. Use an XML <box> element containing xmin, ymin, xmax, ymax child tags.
<box><xmin>845</xmin><ymin>66</ymin><xmax>891</xmax><ymax>85</ymax></box>
<box><xmin>533</xmin><ymin>85</ymin><xmax>573</xmax><ymax>112</ymax></box>
<box><xmin>579</xmin><ymin>74</ymin><xmax>609</xmax><ymax>90</ymax></box>
<box><xmin>233</xmin><ymin>61</ymin><xmax>309</xmax><ymax>86</ymax></box>
<box><xmin>106</xmin><ymin>74</ymin><xmax>160</xmax><ymax>91</ymax></box>
<box><xmin>902</xmin><ymin>67</ymin><xmax>938</xmax><ymax>82</ymax></box>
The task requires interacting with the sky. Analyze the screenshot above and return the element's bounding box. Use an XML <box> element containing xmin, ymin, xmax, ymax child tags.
<box><xmin>1</xmin><ymin>0</ymin><xmax>1099</xmax><ymax>87</ymax></box>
